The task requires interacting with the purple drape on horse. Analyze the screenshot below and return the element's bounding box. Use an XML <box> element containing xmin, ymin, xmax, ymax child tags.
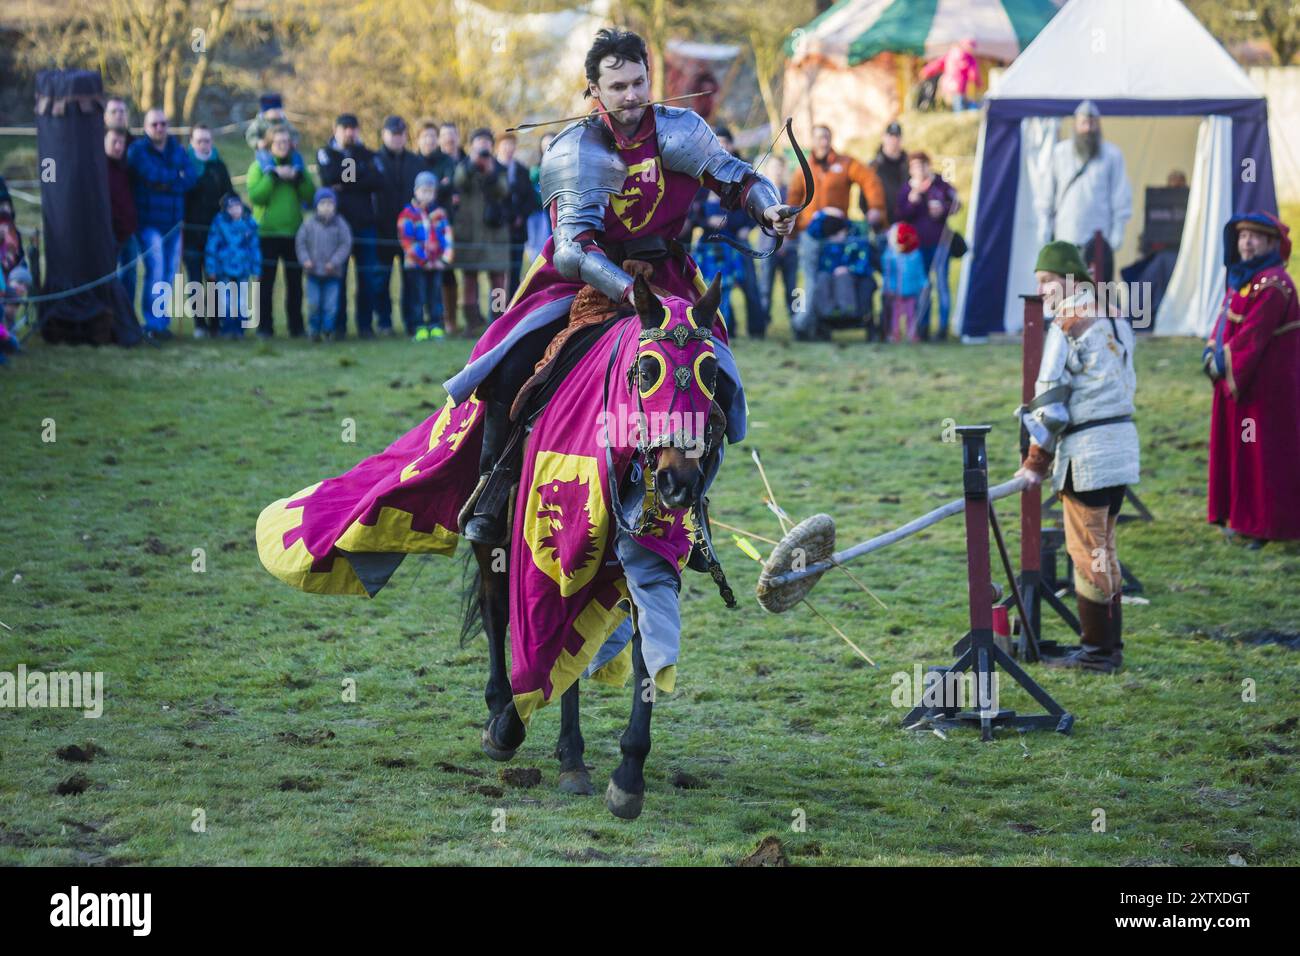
<box><xmin>255</xmin><ymin>104</ymin><xmax>724</xmax><ymax>714</ymax></box>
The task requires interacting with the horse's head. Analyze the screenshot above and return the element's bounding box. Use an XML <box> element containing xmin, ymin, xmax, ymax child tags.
<box><xmin>627</xmin><ymin>273</ymin><xmax>724</xmax><ymax>512</ymax></box>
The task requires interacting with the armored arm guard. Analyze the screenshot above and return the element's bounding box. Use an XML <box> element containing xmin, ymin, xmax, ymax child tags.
<box><xmin>540</xmin><ymin>120</ymin><xmax>634</xmax><ymax>302</ymax></box>
<box><xmin>656</xmin><ymin>106</ymin><xmax>781</xmax><ymax>230</ymax></box>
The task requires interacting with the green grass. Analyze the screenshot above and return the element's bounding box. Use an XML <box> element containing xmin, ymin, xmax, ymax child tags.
<box><xmin>2</xmin><ymin>297</ymin><xmax>1298</xmax><ymax>867</ymax></box>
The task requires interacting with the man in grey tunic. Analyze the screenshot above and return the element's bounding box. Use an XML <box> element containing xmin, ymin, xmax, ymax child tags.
<box><xmin>1016</xmin><ymin>241</ymin><xmax>1139</xmax><ymax>673</ymax></box>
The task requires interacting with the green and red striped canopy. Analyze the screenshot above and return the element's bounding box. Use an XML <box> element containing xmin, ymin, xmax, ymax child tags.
<box><xmin>789</xmin><ymin>0</ymin><xmax>1065</xmax><ymax>66</ymax></box>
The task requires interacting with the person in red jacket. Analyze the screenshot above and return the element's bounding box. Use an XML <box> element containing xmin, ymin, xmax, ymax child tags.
<box><xmin>1204</xmin><ymin>212</ymin><xmax>1300</xmax><ymax>546</ymax></box>
<box><xmin>104</xmin><ymin>126</ymin><xmax>139</xmax><ymax>316</ymax></box>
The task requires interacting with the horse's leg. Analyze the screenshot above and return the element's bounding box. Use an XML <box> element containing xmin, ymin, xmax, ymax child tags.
<box><xmin>555</xmin><ymin>682</ymin><xmax>594</xmax><ymax>795</ymax></box>
<box><xmin>606</xmin><ymin>631</ymin><xmax>653</xmax><ymax>820</ymax></box>
<box><xmin>473</xmin><ymin>540</ymin><xmax>526</xmax><ymax>760</ymax></box>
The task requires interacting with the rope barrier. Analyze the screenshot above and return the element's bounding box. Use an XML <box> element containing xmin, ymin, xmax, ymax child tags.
<box><xmin>3</xmin><ymin>222</ymin><xmax>181</xmax><ymax>306</ymax></box>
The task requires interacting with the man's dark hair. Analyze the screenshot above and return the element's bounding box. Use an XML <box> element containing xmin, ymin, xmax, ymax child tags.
<box><xmin>470</xmin><ymin>127</ymin><xmax>494</xmax><ymax>145</ymax></box>
<box><xmin>583</xmin><ymin>28</ymin><xmax>648</xmax><ymax>97</ymax></box>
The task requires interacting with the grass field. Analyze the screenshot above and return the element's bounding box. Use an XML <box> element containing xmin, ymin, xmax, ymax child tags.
<box><xmin>2</xmin><ymin>295</ymin><xmax>1298</xmax><ymax>866</ymax></box>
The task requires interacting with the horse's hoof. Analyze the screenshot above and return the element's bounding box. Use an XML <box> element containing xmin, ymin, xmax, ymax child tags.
<box><xmin>558</xmin><ymin>770</ymin><xmax>594</xmax><ymax>796</ymax></box>
<box><xmin>605</xmin><ymin>780</ymin><xmax>644</xmax><ymax>820</ymax></box>
<box><xmin>481</xmin><ymin>724</ymin><xmax>517</xmax><ymax>762</ymax></box>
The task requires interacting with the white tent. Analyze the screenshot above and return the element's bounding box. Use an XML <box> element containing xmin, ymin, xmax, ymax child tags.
<box><xmin>956</xmin><ymin>0</ymin><xmax>1278</xmax><ymax>338</ymax></box>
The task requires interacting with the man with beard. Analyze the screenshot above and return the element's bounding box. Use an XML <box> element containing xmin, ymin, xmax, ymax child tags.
<box><xmin>1035</xmin><ymin>101</ymin><xmax>1132</xmax><ymax>282</ymax></box>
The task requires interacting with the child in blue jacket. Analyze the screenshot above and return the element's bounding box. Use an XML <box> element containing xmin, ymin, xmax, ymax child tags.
<box><xmin>204</xmin><ymin>193</ymin><xmax>262</xmax><ymax>337</ymax></box>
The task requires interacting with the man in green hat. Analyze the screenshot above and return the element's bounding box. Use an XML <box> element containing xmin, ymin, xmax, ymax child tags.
<box><xmin>1015</xmin><ymin>240</ymin><xmax>1140</xmax><ymax>673</ymax></box>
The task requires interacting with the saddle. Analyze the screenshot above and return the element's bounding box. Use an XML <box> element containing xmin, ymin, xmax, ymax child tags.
<box><xmin>510</xmin><ymin>285</ymin><xmax>631</xmax><ymax>423</ymax></box>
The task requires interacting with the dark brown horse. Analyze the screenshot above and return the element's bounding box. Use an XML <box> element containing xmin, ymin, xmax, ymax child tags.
<box><xmin>465</xmin><ymin>274</ymin><xmax>726</xmax><ymax>820</ymax></box>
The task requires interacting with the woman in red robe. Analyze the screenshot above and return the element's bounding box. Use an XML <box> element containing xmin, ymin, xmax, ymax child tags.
<box><xmin>1204</xmin><ymin>212</ymin><xmax>1300</xmax><ymax>545</ymax></box>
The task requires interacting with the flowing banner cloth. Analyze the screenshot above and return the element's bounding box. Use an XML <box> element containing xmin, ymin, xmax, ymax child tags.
<box><xmin>257</xmin><ymin>300</ymin><xmax>713</xmax><ymax>722</ymax></box>
<box><xmin>258</xmin><ymin>100</ymin><xmax>743</xmax><ymax>721</ymax></box>
<box><xmin>507</xmin><ymin>312</ymin><xmax>702</xmax><ymax>720</ymax></box>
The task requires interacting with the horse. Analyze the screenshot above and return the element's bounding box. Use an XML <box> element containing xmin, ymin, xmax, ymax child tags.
<box><xmin>466</xmin><ymin>273</ymin><xmax>727</xmax><ymax>820</ymax></box>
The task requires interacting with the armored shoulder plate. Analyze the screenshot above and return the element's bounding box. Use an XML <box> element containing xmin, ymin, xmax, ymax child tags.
<box><xmin>656</xmin><ymin>106</ymin><xmax>750</xmax><ymax>184</ymax></box>
<box><xmin>539</xmin><ymin>119</ymin><xmax>626</xmax><ymax>211</ymax></box>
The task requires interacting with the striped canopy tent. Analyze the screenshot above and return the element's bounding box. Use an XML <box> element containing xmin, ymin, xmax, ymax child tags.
<box><xmin>789</xmin><ymin>0</ymin><xmax>1065</xmax><ymax>66</ymax></box>
<box><xmin>784</xmin><ymin>0</ymin><xmax>1065</xmax><ymax>149</ymax></box>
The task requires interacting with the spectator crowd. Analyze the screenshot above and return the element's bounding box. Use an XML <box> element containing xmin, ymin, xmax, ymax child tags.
<box><xmin>90</xmin><ymin>92</ymin><xmax>546</xmax><ymax>343</ymax></box>
<box><xmin>58</xmin><ymin>90</ymin><xmax>968</xmax><ymax>347</ymax></box>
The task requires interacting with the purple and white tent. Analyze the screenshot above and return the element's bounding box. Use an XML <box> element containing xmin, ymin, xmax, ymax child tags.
<box><xmin>956</xmin><ymin>0</ymin><xmax>1278</xmax><ymax>338</ymax></box>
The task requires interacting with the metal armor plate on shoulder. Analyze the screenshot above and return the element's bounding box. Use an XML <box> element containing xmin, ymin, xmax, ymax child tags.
<box><xmin>656</xmin><ymin>106</ymin><xmax>747</xmax><ymax>184</ymax></box>
<box><xmin>540</xmin><ymin>119</ymin><xmax>627</xmax><ymax>232</ymax></box>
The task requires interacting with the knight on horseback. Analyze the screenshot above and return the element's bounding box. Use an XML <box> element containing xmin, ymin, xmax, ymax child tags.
<box><xmin>455</xmin><ymin>27</ymin><xmax>800</xmax><ymax>546</ymax></box>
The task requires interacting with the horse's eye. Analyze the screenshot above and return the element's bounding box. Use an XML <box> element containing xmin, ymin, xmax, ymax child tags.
<box><xmin>638</xmin><ymin>352</ymin><xmax>666</xmax><ymax>398</ymax></box>
<box><xmin>694</xmin><ymin>354</ymin><xmax>718</xmax><ymax>400</ymax></box>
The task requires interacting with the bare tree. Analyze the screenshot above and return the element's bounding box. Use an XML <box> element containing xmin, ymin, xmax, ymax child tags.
<box><xmin>1187</xmin><ymin>0</ymin><xmax>1300</xmax><ymax>65</ymax></box>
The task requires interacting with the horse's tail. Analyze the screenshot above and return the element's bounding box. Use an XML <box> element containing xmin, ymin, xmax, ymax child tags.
<box><xmin>458</xmin><ymin>550</ymin><xmax>484</xmax><ymax>646</ymax></box>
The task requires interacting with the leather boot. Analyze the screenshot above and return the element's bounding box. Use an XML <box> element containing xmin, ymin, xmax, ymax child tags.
<box><xmin>462</xmin><ymin>398</ymin><xmax>514</xmax><ymax>545</ymax></box>
<box><xmin>1110</xmin><ymin>593</ymin><xmax>1124</xmax><ymax>667</ymax></box>
<box><xmin>1045</xmin><ymin>596</ymin><xmax>1121</xmax><ymax>673</ymax></box>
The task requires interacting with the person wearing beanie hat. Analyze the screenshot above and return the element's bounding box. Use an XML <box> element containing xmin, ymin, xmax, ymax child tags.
<box><xmin>246</xmin><ymin>92</ymin><xmax>297</xmax><ymax>150</ymax></box>
<box><xmin>397</xmin><ymin>171</ymin><xmax>454</xmax><ymax>341</ymax></box>
<box><xmin>203</xmin><ymin>191</ymin><xmax>262</xmax><ymax>339</ymax></box>
<box><xmin>318</xmin><ymin>112</ymin><xmax>383</xmax><ymax>338</ymax></box>
<box><xmin>247</xmin><ymin>92</ymin><xmax>304</xmax><ymax>176</ymax></box>
<box><xmin>1033</xmin><ymin>239</ymin><xmax>1093</xmax><ymax>288</ymax></box>
<box><xmin>296</xmin><ymin>186</ymin><xmax>354</xmax><ymax>342</ymax></box>
<box><xmin>881</xmin><ymin>221</ymin><xmax>925</xmax><ymax>341</ymax></box>
<box><xmin>1015</xmin><ymin>240</ymin><xmax>1140</xmax><ymax>673</ymax></box>
<box><xmin>1204</xmin><ymin>212</ymin><xmax>1300</xmax><ymax>546</ymax></box>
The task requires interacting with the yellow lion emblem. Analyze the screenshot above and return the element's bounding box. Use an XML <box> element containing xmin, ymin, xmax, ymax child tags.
<box><xmin>609</xmin><ymin>158</ymin><xmax>665</xmax><ymax>234</ymax></box>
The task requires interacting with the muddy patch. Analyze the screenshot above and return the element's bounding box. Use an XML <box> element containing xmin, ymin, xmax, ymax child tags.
<box><xmin>738</xmin><ymin>836</ymin><xmax>790</xmax><ymax>867</ymax></box>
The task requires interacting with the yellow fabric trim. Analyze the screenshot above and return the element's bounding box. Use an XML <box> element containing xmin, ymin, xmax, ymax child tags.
<box><xmin>256</xmin><ymin>485</ymin><xmax>370</xmax><ymax>597</ymax></box>
<box><xmin>693</xmin><ymin>350</ymin><xmax>716</xmax><ymax>401</ymax></box>
<box><xmin>513</xmin><ymin>688</ymin><xmax>546</xmax><ymax>723</ymax></box>
<box><xmin>507</xmin><ymin>251</ymin><xmax>549</xmax><ymax>311</ymax></box>
<box><xmin>588</xmin><ymin>640</ymin><xmax>634</xmax><ymax>687</ymax></box>
<box><xmin>638</xmin><ymin>350</ymin><xmax>667</xmax><ymax>398</ymax></box>
<box><xmin>513</xmin><ymin>580</ymin><xmax>630</xmax><ymax>724</ymax></box>
<box><xmin>653</xmin><ymin>664</ymin><xmax>677</xmax><ymax>694</ymax></box>
<box><xmin>335</xmin><ymin>505</ymin><xmax>459</xmax><ymax>556</ymax></box>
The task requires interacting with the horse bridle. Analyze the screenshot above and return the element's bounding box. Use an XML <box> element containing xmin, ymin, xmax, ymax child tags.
<box><xmin>599</xmin><ymin>319</ymin><xmax>737</xmax><ymax>608</ymax></box>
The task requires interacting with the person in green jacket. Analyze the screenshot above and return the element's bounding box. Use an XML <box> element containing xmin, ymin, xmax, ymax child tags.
<box><xmin>247</xmin><ymin>126</ymin><xmax>315</xmax><ymax>337</ymax></box>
